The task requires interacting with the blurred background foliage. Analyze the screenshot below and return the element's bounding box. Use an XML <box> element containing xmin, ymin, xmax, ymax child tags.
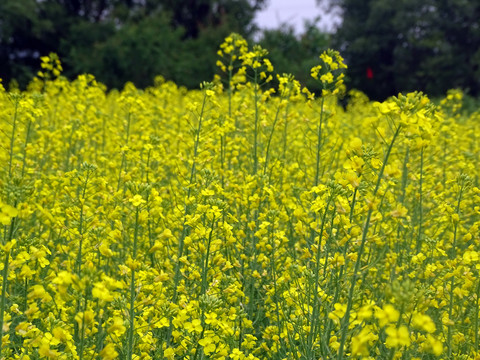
<box><xmin>0</xmin><ymin>0</ymin><xmax>479</xmax><ymax>100</ymax></box>
<box><xmin>324</xmin><ymin>0</ymin><xmax>480</xmax><ymax>100</ymax></box>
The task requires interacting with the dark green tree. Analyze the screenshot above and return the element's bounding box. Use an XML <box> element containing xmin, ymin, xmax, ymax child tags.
<box><xmin>319</xmin><ymin>0</ymin><xmax>480</xmax><ymax>99</ymax></box>
<box><xmin>162</xmin><ymin>0</ymin><xmax>264</xmax><ymax>39</ymax></box>
<box><xmin>0</xmin><ymin>0</ymin><xmax>266</xmax><ymax>89</ymax></box>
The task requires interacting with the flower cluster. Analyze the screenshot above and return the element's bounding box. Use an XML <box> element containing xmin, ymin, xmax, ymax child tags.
<box><xmin>0</xmin><ymin>33</ymin><xmax>479</xmax><ymax>360</ymax></box>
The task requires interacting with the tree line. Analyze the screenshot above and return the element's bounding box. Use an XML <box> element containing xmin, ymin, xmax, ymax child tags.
<box><xmin>1</xmin><ymin>0</ymin><xmax>478</xmax><ymax>100</ymax></box>
<box><xmin>326</xmin><ymin>0</ymin><xmax>480</xmax><ymax>100</ymax></box>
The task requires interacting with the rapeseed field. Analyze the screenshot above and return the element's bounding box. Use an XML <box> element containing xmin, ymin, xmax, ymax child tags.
<box><xmin>1</xmin><ymin>34</ymin><xmax>480</xmax><ymax>359</ymax></box>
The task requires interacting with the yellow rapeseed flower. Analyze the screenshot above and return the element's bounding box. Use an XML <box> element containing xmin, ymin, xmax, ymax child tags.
<box><xmin>385</xmin><ymin>325</ymin><xmax>411</xmax><ymax>348</ymax></box>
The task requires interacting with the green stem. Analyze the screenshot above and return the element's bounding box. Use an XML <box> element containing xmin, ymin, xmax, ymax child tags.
<box><xmin>314</xmin><ymin>97</ymin><xmax>326</xmax><ymax>187</ymax></box>
<box><xmin>416</xmin><ymin>147</ymin><xmax>424</xmax><ymax>252</ymax></box>
<box><xmin>447</xmin><ymin>177</ymin><xmax>465</xmax><ymax>358</ymax></box>
<box><xmin>337</xmin><ymin>125</ymin><xmax>401</xmax><ymax>359</ymax></box>
<box><xmin>193</xmin><ymin>216</ymin><xmax>216</xmax><ymax>360</ymax></box>
<box><xmin>228</xmin><ymin>61</ymin><xmax>233</xmax><ymax>124</ymax></box>
<box><xmin>475</xmin><ymin>277</ymin><xmax>480</xmax><ymax>350</ymax></box>
<box><xmin>78</xmin><ymin>290</ymin><xmax>89</xmax><ymax>360</ymax></box>
<box><xmin>253</xmin><ymin>70</ymin><xmax>259</xmax><ymax>175</ymax></box>
<box><xmin>308</xmin><ymin>196</ymin><xmax>333</xmax><ymax>355</ymax></box>
<box><xmin>397</xmin><ymin>148</ymin><xmax>409</xmax><ymax>267</ymax></box>
<box><xmin>21</xmin><ymin>119</ymin><xmax>32</xmax><ymax>178</ymax></box>
<box><xmin>263</xmin><ymin>101</ymin><xmax>283</xmax><ymax>175</ymax></box>
<box><xmin>117</xmin><ymin>112</ymin><xmax>131</xmax><ymax>192</ymax></box>
<box><xmin>168</xmin><ymin>91</ymin><xmax>209</xmax><ymax>345</ymax></box>
<box><xmin>172</xmin><ymin>90</ymin><xmax>208</xmax><ymax>304</ymax></box>
<box><xmin>400</xmin><ymin>148</ymin><xmax>409</xmax><ymax>205</ymax></box>
<box><xmin>349</xmin><ymin>188</ymin><xmax>357</xmax><ymax>224</ymax></box>
<box><xmin>145</xmin><ymin>149</ymin><xmax>157</xmax><ymax>267</ymax></box>
<box><xmin>0</xmin><ymin>96</ymin><xmax>20</xmax><ymax>357</ymax></box>
<box><xmin>269</xmin><ymin>219</ymin><xmax>282</xmax><ymax>346</ymax></box>
<box><xmin>0</xmin><ymin>218</ymin><xmax>15</xmax><ymax>358</ymax></box>
<box><xmin>282</xmin><ymin>104</ymin><xmax>290</xmax><ymax>163</ymax></box>
<box><xmin>127</xmin><ymin>207</ymin><xmax>140</xmax><ymax>360</ymax></box>
<box><xmin>8</xmin><ymin>97</ymin><xmax>19</xmax><ymax>178</ymax></box>
<box><xmin>201</xmin><ymin>216</ymin><xmax>216</xmax><ymax>296</ymax></box>
<box><xmin>75</xmin><ymin>173</ymin><xmax>89</xmax><ymax>276</ymax></box>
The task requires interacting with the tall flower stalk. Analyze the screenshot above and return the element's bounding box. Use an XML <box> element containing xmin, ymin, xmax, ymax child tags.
<box><xmin>337</xmin><ymin>124</ymin><xmax>402</xmax><ymax>359</ymax></box>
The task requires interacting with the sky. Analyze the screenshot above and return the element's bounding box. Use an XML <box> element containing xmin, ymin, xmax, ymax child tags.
<box><xmin>254</xmin><ymin>0</ymin><xmax>340</xmax><ymax>35</ymax></box>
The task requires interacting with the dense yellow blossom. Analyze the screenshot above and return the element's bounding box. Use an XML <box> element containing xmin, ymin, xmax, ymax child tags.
<box><xmin>0</xmin><ymin>33</ymin><xmax>479</xmax><ymax>359</ymax></box>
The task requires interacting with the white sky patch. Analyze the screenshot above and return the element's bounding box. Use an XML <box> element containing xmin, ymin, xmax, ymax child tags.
<box><xmin>254</xmin><ymin>0</ymin><xmax>339</xmax><ymax>35</ymax></box>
